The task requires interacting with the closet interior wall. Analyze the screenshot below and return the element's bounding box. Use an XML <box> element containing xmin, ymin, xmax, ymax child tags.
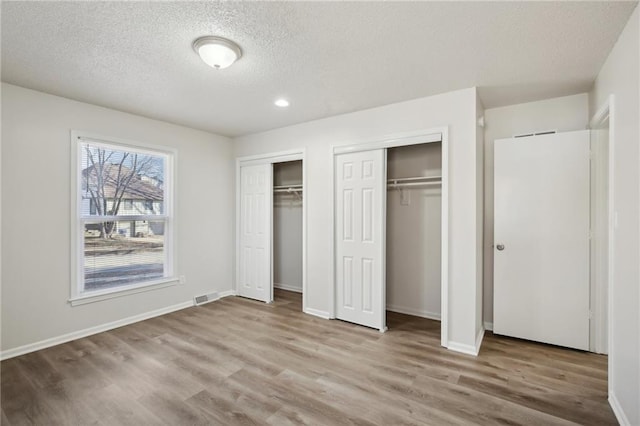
<box><xmin>386</xmin><ymin>143</ymin><xmax>442</xmax><ymax>320</ymax></box>
<box><xmin>273</xmin><ymin>160</ymin><xmax>303</xmax><ymax>294</ymax></box>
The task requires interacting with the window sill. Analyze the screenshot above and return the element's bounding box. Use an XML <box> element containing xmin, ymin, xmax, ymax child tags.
<box><xmin>69</xmin><ymin>277</ymin><xmax>179</xmax><ymax>306</ymax></box>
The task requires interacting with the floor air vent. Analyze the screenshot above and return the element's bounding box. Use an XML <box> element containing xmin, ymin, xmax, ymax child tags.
<box><xmin>194</xmin><ymin>292</ymin><xmax>219</xmax><ymax>306</ymax></box>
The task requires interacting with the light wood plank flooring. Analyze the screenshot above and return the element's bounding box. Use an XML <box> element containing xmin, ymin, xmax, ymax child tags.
<box><xmin>2</xmin><ymin>289</ymin><xmax>615</xmax><ymax>425</ymax></box>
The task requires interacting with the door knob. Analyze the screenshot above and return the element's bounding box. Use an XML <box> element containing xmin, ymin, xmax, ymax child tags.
<box><xmin>496</xmin><ymin>244</ymin><xmax>505</xmax><ymax>251</ymax></box>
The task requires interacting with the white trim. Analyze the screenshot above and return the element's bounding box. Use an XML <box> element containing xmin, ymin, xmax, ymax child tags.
<box><xmin>447</xmin><ymin>341</ymin><xmax>478</xmax><ymax>356</ymax></box>
<box><xmin>448</xmin><ymin>327</ymin><xmax>484</xmax><ymax>357</ymax></box>
<box><xmin>69</xmin><ymin>278</ymin><xmax>178</xmax><ymax>306</ymax></box>
<box><xmin>2</xmin><ymin>300</ymin><xmax>190</xmax><ymax>360</ymax></box>
<box><xmin>475</xmin><ymin>326</ymin><xmax>485</xmax><ymax>354</ymax></box>
<box><xmin>333</xmin><ymin>131</ymin><xmax>442</xmax><ymax>154</ymax></box>
<box><xmin>303</xmin><ymin>307</ymin><xmax>331</xmax><ymax>319</ymax></box>
<box><xmin>606</xmin><ymin>96</ymin><xmax>615</xmax><ymax>393</ymax></box>
<box><xmin>274</xmin><ymin>283</ymin><xmax>303</xmax><ymax>293</ymax></box>
<box><xmin>381</xmin><ymin>149</ymin><xmax>388</xmax><ymax>332</ymax></box>
<box><xmin>236</xmin><ymin>149</ymin><xmax>305</xmax><ymax>166</ymax></box>
<box><xmin>70</xmin><ymin>130</ymin><xmax>178</xmax><ymax>304</ymax></box>
<box><xmin>218</xmin><ymin>289</ymin><xmax>237</xmax><ymax>298</ymax></box>
<box><xmin>235</xmin><ymin>149</ymin><xmax>307</xmax><ymax>313</ymax></box>
<box><xmin>386</xmin><ymin>305</ymin><xmax>441</xmax><ymax>321</ymax></box>
<box><xmin>589</xmin><ymin>98</ymin><xmax>612</xmax><ymax>129</ymax></box>
<box><xmin>3</xmin><ymin>290</ymin><xmax>237</xmax><ymax>360</ymax></box>
<box><xmin>330</xmin><ymin>126</ymin><xmax>449</xmax><ymax>347</ymax></box>
<box><xmin>329</xmin><ymin>148</ymin><xmax>336</xmax><ymax>319</ymax></box>
<box><xmin>440</xmin><ymin>127</ymin><xmax>449</xmax><ymax>348</ymax></box>
<box><xmin>608</xmin><ymin>392</ymin><xmax>630</xmax><ymax>426</ymax></box>
<box><xmin>588</xmin><ymin>95</ymin><xmax>615</xmax><ymax>387</ymax></box>
<box><xmin>483</xmin><ymin>321</ymin><xmax>494</xmax><ymax>331</ymax></box>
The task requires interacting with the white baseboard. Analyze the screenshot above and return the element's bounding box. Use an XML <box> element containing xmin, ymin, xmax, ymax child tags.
<box><xmin>1</xmin><ymin>289</ymin><xmax>236</xmax><ymax>361</ymax></box>
<box><xmin>475</xmin><ymin>326</ymin><xmax>485</xmax><ymax>353</ymax></box>
<box><xmin>386</xmin><ymin>304</ymin><xmax>441</xmax><ymax>321</ymax></box>
<box><xmin>448</xmin><ymin>327</ymin><xmax>485</xmax><ymax>357</ymax></box>
<box><xmin>303</xmin><ymin>307</ymin><xmax>331</xmax><ymax>319</ymax></box>
<box><xmin>218</xmin><ymin>289</ymin><xmax>236</xmax><ymax>298</ymax></box>
<box><xmin>609</xmin><ymin>392</ymin><xmax>631</xmax><ymax>426</ymax></box>
<box><xmin>484</xmin><ymin>321</ymin><xmax>493</xmax><ymax>331</ymax></box>
<box><xmin>1</xmin><ymin>300</ymin><xmax>191</xmax><ymax>360</ymax></box>
<box><xmin>274</xmin><ymin>283</ymin><xmax>303</xmax><ymax>293</ymax></box>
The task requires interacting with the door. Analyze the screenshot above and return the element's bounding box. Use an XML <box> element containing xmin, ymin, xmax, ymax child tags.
<box><xmin>494</xmin><ymin>130</ymin><xmax>590</xmax><ymax>350</ymax></box>
<box><xmin>335</xmin><ymin>149</ymin><xmax>386</xmax><ymax>330</ymax></box>
<box><xmin>238</xmin><ymin>163</ymin><xmax>272</xmax><ymax>302</ymax></box>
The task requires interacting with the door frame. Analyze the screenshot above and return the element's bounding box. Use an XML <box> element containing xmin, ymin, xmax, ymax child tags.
<box><xmin>589</xmin><ymin>95</ymin><xmax>615</xmax><ymax>393</ymax></box>
<box><xmin>235</xmin><ymin>149</ymin><xmax>307</xmax><ymax>309</ymax></box>
<box><xmin>330</xmin><ymin>128</ymin><xmax>449</xmax><ymax>347</ymax></box>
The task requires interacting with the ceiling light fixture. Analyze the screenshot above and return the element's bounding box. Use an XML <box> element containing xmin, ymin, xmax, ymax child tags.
<box><xmin>274</xmin><ymin>98</ymin><xmax>290</xmax><ymax>108</ymax></box>
<box><xmin>193</xmin><ymin>36</ymin><xmax>242</xmax><ymax>69</ymax></box>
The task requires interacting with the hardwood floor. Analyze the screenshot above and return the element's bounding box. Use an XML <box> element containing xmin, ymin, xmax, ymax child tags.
<box><xmin>2</xmin><ymin>289</ymin><xmax>615</xmax><ymax>425</ymax></box>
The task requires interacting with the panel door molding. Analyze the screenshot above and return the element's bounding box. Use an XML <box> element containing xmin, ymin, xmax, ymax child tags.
<box><xmin>238</xmin><ymin>163</ymin><xmax>272</xmax><ymax>303</ymax></box>
<box><xmin>335</xmin><ymin>149</ymin><xmax>385</xmax><ymax>331</ymax></box>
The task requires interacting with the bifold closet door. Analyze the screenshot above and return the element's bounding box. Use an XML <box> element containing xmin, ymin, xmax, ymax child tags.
<box><xmin>335</xmin><ymin>149</ymin><xmax>385</xmax><ymax>330</ymax></box>
<box><xmin>238</xmin><ymin>163</ymin><xmax>272</xmax><ymax>303</ymax></box>
<box><xmin>494</xmin><ymin>130</ymin><xmax>589</xmax><ymax>350</ymax></box>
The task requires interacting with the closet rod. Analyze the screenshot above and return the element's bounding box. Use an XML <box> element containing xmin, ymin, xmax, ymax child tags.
<box><xmin>273</xmin><ymin>188</ymin><xmax>304</xmax><ymax>193</ymax></box>
<box><xmin>386</xmin><ymin>176</ymin><xmax>441</xmax><ymax>184</ymax></box>
<box><xmin>273</xmin><ymin>184</ymin><xmax>303</xmax><ymax>191</ymax></box>
<box><xmin>387</xmin><ymin>181</ymin><xmax>441</xmax><ymax>188</ymax></box>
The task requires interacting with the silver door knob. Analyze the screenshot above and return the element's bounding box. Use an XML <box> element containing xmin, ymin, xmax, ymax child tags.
<box><xmin>496</xmin><ymin>244</ymin><xmax>505</xmax><ymax>251</ymax></box>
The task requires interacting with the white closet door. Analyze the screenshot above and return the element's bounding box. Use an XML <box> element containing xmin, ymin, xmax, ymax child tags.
<box><xmin>494</xmin><ymin>130</ymin><xmax>590</xmax><ymax>350</ymax></box>
<box><xmin>335</xmin><ymin>149</ymin><xmax>386</xmax><ymax>331</ymax></box>
<box><xmin>238</xmin><ymin>164</ymin><xmax>272</xmax><ymax>303</ymax></box>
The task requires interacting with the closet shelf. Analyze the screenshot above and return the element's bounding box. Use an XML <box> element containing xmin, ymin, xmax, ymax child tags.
<box><xmin>387</xmin><ymin>176</ymin><xmax>441</xmax><ymax>188</ymax></box>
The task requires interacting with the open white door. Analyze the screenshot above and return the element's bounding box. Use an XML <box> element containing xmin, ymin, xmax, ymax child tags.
<box><xmin>335</xmin><ymin>149</ymin><xmax>386</xmax><ymax>331</ymax></box>
<box><xmin>494</xmin><ymin>130</ymin><xmax>590</xmax><ymax>350</ymax></box>
<box><xmin>238</xmin><ymin>163</ymin><xmax>272</xmax><ymax>303</ymax></box>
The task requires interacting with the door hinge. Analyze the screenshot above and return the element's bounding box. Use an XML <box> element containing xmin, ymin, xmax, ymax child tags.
<box><xmin>588</xmin><ymin>310</ymin><xmax>593</xmax><ymax>319</ymax></box>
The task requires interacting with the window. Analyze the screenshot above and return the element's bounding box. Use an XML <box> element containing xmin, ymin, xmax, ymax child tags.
<box><xmin>71</xmin><ymin>132</ymin><xmax>175</xmax><ymax>304</ymax></box>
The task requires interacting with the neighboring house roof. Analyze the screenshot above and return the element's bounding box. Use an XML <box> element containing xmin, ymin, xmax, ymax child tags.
<box><xmin>82</xmin><ymin>163</ymin><xmax>163</xmax><ymax>201</ymax></box>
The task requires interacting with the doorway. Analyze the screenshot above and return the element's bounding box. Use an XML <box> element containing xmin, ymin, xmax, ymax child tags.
<box><xmin>235</xmin><ymin>150</ymin><xmax>306</xmax><ymax>310</ymax></box>
<box><xmin>332</xmin><ymin>130</ymin><xmax>449</xmax><ymax>346</ymax></box>
<box><xmin>273</xmin><ymin>160</ymin><xmax>304</xmax><ymax>304</ymax></box>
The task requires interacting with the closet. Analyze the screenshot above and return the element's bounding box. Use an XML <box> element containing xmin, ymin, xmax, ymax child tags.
<box><xmin>334</xmin><ymin>137</ymin><xmax>443</xmax><ymax>333</ymax></box>
<box><xmin>272</xmin><ymin>160</ymin><xmax>303</xmax><ymax>298</ymax></box>
<box><xmin>237</xmin><ymin>155</ymin><xmax>304</xmax><ymax>306</ymax></box>
<box><xmin>386</xmin><ymin>143</ymin><xmax>442</xmax><ymax>325</ymax></box>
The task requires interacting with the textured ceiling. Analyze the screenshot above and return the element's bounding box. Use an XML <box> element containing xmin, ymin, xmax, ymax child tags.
<box><xmin>2</xmin><ymin>1</ymin><xmax>637</xmax><ymax>137</ymax></box>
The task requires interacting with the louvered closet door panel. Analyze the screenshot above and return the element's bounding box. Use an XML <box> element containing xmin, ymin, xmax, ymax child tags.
<box><xmin>335</xmin><ymin>149</ymin><xmax>385</xmax><ymax>330</ymax></box>
<box><xmin>239</xmin><ymin>163</ymin><xmax>272</xmax><ymax>303</ymax></box>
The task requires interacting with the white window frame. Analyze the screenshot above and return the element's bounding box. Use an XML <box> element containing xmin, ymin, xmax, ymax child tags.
<box><xmin>69</xmin><ymin>131</ymin><xmax>178</xmax><ymax>306</ymax></box>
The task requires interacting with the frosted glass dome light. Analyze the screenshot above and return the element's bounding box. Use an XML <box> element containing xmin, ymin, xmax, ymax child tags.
<box><xmin>193</xmin><ymin>36</ymin><xmax>242</xmax><ymax>69</ymax></box>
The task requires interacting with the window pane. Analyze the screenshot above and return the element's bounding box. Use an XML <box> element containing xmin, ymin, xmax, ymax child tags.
<box><xmin>80</xmin><ymin>143</ymin><xmax>165</xmax><ymax>217</ymax></box>
<box><xmin>83</xmin><ymin>220</ymin><xmax>166</xmax><ymax>291</ymax></box>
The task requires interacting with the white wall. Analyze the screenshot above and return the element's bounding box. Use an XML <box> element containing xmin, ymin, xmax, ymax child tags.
<box><xmin>482</xmin><ymin>93</ymin><xmax>590</xmax><ymax>328</ymax></box>
<box><xmin>590</xmin><ymin>6</ymin><xmax>639</xmax><ymax>425</ymax></box>
<box><xmin>475</xmin><ymin>93</ymin><xmax>484</xmax><ymax>341</ymax></box>
<box><xmin>273</xmin><ymin>161</ymin><xmax>303</xmax><ymax>292</ymax></box>
<box><xmin>386</xmin><ymin>143</ymin><xmax>441</xmax><ymax>319</ymax></box>
<box><xmin>234</xmin><ymin>87</ymin><xmax>483</xmax><ymax>351</ymax></box>
<box><xmin>1</xmin><ymin>83</ymin><xmax>235</xmax><ymax>354</ymax></box>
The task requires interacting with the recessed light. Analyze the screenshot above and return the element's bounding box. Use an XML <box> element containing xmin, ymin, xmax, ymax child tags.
<box><xmin>274</xmin><ymin>98</ymin><xmax>290</xmax><ymax>108</ymax></box>
<box><xmin>193</xmin><ymin>36</ymin><xmax>242</xmax><ymax>69</ymax></box>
